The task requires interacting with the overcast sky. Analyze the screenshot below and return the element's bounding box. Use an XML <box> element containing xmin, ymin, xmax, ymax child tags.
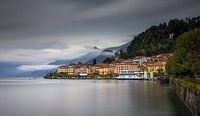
<box><xmin>0</xmin><ymin>0</ymin><xmax>200</xmax><ymax>64</ymax></box>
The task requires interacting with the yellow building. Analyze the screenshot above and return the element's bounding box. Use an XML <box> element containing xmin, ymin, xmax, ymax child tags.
<box><xmin>140</xmin><ymin>53</ymin><xmax>170</xmax><ymax>74</ymax></box>
<box><xmin>143</xmin><ymin>62</ymin><xmax>165</xmax><ymax>73</ymax></box>
<box><xmin>66</xmin><ymin>65</ymin><xmax>75</xmax><ymax>75</ymax></box>
<box><xmin>73</xmin><ymin>64</ymin><xmax>91</xmax><ymax>75</ymax></box>
<box><xmin>57</xmin><ymin>64</ymin><xmax>91</xmax><ymax>76</ymax></box>
<box><xmin>57</xmin><ymin>66</ymin><xmax>68</xmax><ymax>73</ymax></box>
<box><xmin>92</xmin><ymin>64</ymin><xmax>114</xmax><ymax>75</ymax></box>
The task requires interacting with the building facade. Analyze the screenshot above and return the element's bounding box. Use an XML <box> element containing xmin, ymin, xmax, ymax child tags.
<box><xmin>114</xmin><ymin>59</ymin><xmax>139</xmax><ymax>74</ymax></box>
<box><xmin>92</xmin><ymin>64</ymin><xmax>114</xmax><ymax>75</ymax></box>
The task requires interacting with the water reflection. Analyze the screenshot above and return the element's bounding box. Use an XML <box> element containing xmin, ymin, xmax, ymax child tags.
<box><xmin>0</xmin><ymin>79</ymin><xmax>192</xmax><ymax>116</ymax></box>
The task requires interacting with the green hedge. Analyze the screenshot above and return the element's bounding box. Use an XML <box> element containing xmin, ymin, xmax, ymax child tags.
<box><xmin>171</xmin><ymin>77</ymin><xmax>200</xmax><ymax>95</ymax></box>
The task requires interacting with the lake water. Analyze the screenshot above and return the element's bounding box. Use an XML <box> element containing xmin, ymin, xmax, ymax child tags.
<box><xmin>0</xmin><ymin>78</ymin><xmax>192</xmax><ymax>116</ymax></box>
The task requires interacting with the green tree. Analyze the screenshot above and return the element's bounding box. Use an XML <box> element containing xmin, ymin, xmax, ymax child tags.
<box><xmin>103</xmin><ymin>57</ymin><xmax>114</xmax><ymax>64</ymax></box>
<box><xmin>78</xmin><ymin>62</ymin><xmax>83</xmax><ymax>64</ymax></box>
<box><xmin>166</xmin><ymin>28</ymin><xmax>200</xmax><ymax>78</ymax></box>
<box><xmin>119</xmin><ymin>50</ymin><xmax>128</xmax><ymax>59</ymax></box>
<box><xmin>93</xmin><ymin>59</ymin><xmax>97</xmax><ymax>65</ymax></box>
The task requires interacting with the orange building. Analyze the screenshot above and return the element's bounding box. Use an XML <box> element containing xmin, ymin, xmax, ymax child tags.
<box><xmin>114</xmin><ymin>59</ymin><xmax>139</xmax><ymax>74</ymax></box>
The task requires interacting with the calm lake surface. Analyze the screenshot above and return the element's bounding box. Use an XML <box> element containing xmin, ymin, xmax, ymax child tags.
<box><xmin>0</xmin><ymin>78</ymin><xmax>192</xmax><ymax>116</ymax></box>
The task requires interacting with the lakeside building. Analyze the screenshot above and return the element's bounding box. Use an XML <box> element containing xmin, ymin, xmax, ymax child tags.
<box><xmin>57</xmin><ymin>66</ymin><xmax>68</xmax><ymax>73</ymax></box>
<box><xmin>92</xmin><ymin>64</ymin><xmax>115</xmax><ymax>76</ymax></box>
<box><xmin>148</xmin><ymin>54</ymin><xmax>171</xmax><ymax>63</ymax></box>
<box><xmin>139</xmin><ymin>54</ymin><xmax>170</xmax><ymax>74</ymax></box>
<box><xmin>142</xmin><ymin>62</ymin><xmax>165</xmax><ymax>74</ymax></box>
<box><xmin>67</xmin><ymin>65</ymin><xmax>76</xmax><ymax>75</ymax></box>
<box><xmin>57</xmin><ymin>65</ymin><xmax>75</xmax><ymax>75</ymax></box>
<box><xmin>57</xmin><ymin>64</ymin><xmax>91</xmax><ymax>77</ymax></box>
<box><xmin>114</xmin><ymin>59</ymin><xmax>142</xmax><ymax>79</ymax></box>
<box><xmin>134</xmin><ymin>56</ymin><xmax>148</xmax><ymax>65</ymax></box>
<box><xmin>114</xmin><ymin>59</ymin><xmax>139</xmax><ymax>74</ymax></box>
<box><xmin>73</xmin><ymin>64</ymin><xmax>91</xmax><ymax>77</ymax></box>
<box><xmin>56</xmin><ymin>53</ymin><xmax>171</xmax><ymax>78</ymax></box>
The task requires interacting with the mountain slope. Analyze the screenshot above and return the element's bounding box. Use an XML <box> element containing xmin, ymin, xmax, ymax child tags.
<box><xmin>49</xmin><ymin>48</ymin><xmax>101</xmax><ymax>65</ymax></box>
<box><xmin>0</xmin><ymin>62</ymin><xmax>56</xmax><ymax>77</ymax></box>
<box><xmin>86</xmin><ymin>42</ymin><xmax>130</xmax><ymax>64</ymax></box>
<box><xmin>0</xmin><ymin>62</ymin><xmax>22</xmax><ymax>77</ymax></box>
<box><xmin>49</xmin><ymin>42</ymin><xmax>130</xmax><ymax>65</ymax></box>
<box><xmin>104</xmin><ymin>42</ymin><xmax>130</xmax><ymax>52</ymax></box>
<box><xmin>0</xmin><ymin>43</ymin><xmax>129</xmax><ymax>77</ymax></box>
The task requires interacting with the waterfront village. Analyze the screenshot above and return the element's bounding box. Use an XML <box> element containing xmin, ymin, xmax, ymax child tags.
<box><xmin>45</xmin><ymin>53</ymin><xmax>171</xmax><ymax>79</ymax></box>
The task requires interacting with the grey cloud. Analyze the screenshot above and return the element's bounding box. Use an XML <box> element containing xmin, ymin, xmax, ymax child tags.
<box><xmin>0</xmin><ymin>0</ymin><xmax>199</xmax><ymax>39</ymax></box>
<box><xmin>0</xmin><ymin>0</ymin><xmax>200</xmax><ymax>62</ymax></box>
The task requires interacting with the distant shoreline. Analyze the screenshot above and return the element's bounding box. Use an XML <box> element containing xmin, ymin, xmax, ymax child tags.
<box><xmin>43</xmin><ymin>77</ymin><xmax>153</xmax><ymax>80</ymax></box>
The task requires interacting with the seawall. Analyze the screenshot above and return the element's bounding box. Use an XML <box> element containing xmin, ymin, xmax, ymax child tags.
<box><xmin>171</xmin><ymin>79</ymin><xmax>200</xmax><ymax>116</ymax></box>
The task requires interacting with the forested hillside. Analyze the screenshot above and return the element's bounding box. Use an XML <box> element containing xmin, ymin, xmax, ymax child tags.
<box><xmin>122</xmin><ymin>17</ymin><xmax>200</xmax><ymax>58</ymax></box>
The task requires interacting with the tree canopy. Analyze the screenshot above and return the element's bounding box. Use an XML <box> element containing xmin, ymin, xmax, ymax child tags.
<box><xmin>103</xmin><ymin>57</ymin><xmax>115</xmax><ymax>64</ymax></box>
<box><xmin>166</xmin><ymin>28</ymin><xmax>200</xmax><ymax>78</ymax></box>
<box><xmin>124</xmin><ymin>17</ymin><xmax>200</xmax><ymax>58</ymax></box>
<box><xmin>92</xmin><ymin>59</ymin><xmax>97</xmax><ymax>65</ymax></box>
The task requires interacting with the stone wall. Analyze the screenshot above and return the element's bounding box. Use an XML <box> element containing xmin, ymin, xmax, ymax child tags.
<box><xmin>171</xmin><ymin>79</ymin><xmax>200</xmax><ymax>116</ymax></box>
